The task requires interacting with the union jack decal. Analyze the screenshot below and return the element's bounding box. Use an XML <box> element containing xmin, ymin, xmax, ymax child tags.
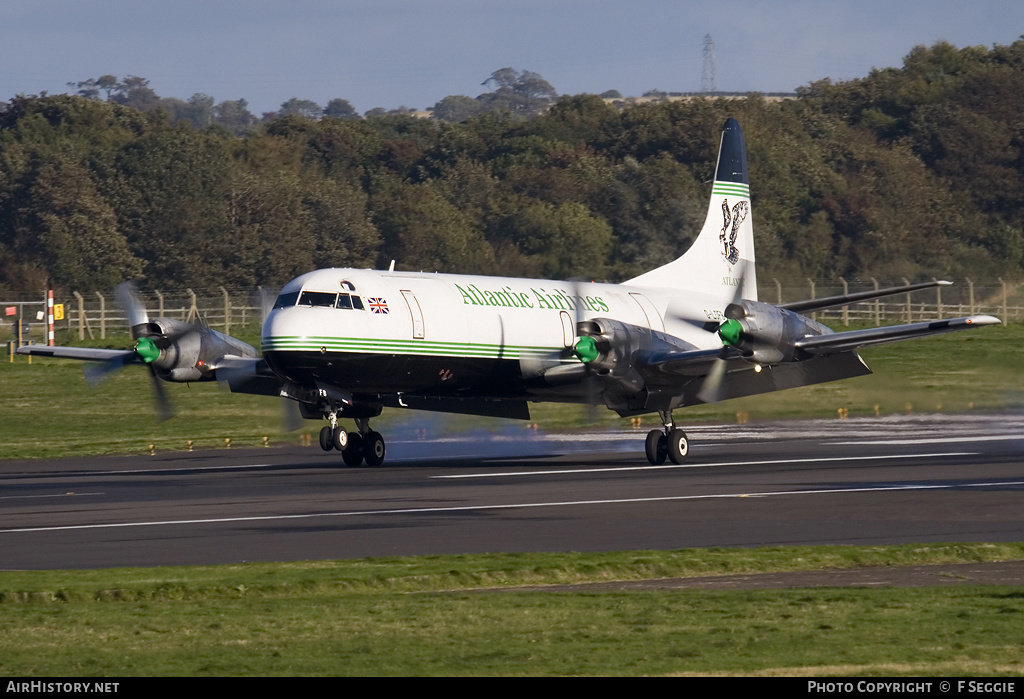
<box><xmin>367</xmin><ymin>297</ymin><xmax>389</xmax><ymax>314</ymax></box>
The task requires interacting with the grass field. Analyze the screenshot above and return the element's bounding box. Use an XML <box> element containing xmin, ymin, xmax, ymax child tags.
<box><xmin>2</xmin><ymin>544</ymin><xmax>1024</xmax><ymax>676</ymax></box>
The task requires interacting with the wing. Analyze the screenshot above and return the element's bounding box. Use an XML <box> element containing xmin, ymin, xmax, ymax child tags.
<box><xmin>643</xmin><ymin>314</ymin><xmax>999</xmax><ymax>406</ymax></box>
<box><xmin>15</xmin><ymin>345</ymin><xmax>138</xmax><ymax>362</ymax></box>
<box><xmin>212</xmin><ymin>357</ymin><xmax>285</xmax><ymax>397</ymax></box>
<box><xmin>794</xmin><ymin>315</ymin><xmax>1000</xmax><ymax>354</ymax></box>
<box><xmin>645</xmin><ymin>347</ymin><xmax>873</xmax><ymax>404</ymax></box>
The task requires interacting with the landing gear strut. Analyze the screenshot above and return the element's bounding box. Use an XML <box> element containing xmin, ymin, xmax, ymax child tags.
<box><xmin>645</xmin><ymin>411</ymin><xmax>688</xmax><ymax>465</ymax></box>
<box><xmin>320</xmin><ymin>413</ymin><xmax>386</xmax><ymax>467</ymax></box>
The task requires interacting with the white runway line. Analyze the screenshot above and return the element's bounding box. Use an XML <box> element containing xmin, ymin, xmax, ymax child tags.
<box><xmin>430</xmin><ymin>452</ymin><xmax>977</xmax><ymax>479</ymax></box>
<box><xmin>7</xmin><ymin>465</ymin><xmax>1018</xmax><ymax>537</ymax></box>
<box><xmin>829</xmin><ymin>436</ymin><xmax>1024</xmax><ymax>445</ymax></box>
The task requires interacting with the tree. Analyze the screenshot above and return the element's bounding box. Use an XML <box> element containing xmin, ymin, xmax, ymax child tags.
<box><xmin>432</xmin><ymin>95</ymin><xmax>483</xmax><ymax>122</ymax></box>
<box><xmin>280</xmin><ymin>98</ymin><xmax>322</xmax><ymax>120</ymax></box>
<box><xmin>213</xmin><ymin>99</ymin><xmax>257</xmax><ymax>133</ymax></box>
<box><xmin>110</xmin><ymin>76</ymin><xmax>161</xmax><ymax>111</ymax></box>
<box><xmin>15</xmin><ymin>153</ymin><xmax>142</xmax><ymax>289</ymax></box>
<box><xmin>477</xmin><ymin>68</ymin><xmax>557</xmax><ymax>117</ymax></box>
<box><xmin>323</xmin><ymin>98</ymin><xmax>358</xmax><ymax>120</ymax></box>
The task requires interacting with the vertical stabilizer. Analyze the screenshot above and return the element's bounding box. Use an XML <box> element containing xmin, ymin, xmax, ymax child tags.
<box><xmin>625</xmin><ymin>118</ymin><xmax>757</xmax><ymax>302</ymax></box>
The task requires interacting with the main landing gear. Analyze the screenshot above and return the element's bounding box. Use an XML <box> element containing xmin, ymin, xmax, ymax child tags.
<box><xmin>318</xmin><ymin>415</ymin><xmax>386</xmax><ymax>467</ymax></box>
<box><xmin>645</xmin><ymin>410</ymin><xmax>688</xmax><ymax>465</ymax></box>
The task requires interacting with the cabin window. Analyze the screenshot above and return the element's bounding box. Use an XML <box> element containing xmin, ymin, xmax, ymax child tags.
<box><xmin>297</xmin><ymin>291</ymin><xmax>338</xmax><ymax>307</ymax></box>
<box><xmin>273</xmin><ymin>291</ymin><xmax>300</xmax><ymax>309</ymax></box>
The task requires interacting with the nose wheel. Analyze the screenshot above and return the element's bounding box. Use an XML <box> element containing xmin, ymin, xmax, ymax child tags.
<box><xmin>319</xmin><ymin>415</ymin><xmax>387</xmax><ymax>467</ymax></box>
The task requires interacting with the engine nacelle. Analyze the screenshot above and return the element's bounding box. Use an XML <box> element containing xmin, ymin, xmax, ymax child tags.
<box><xmin>142</xmin><ymin>318</ymin><xmax>258</xmax><ymax>382</ymax></box>
<box><xmin>723</xmin><ymin>300</ymin><xmax>832</xmax><ymax>364</ymax></box>
<box><xmin>576</xmin><ymin>317</ymin><xmax>681</xmax><ymax>395</ymax></box>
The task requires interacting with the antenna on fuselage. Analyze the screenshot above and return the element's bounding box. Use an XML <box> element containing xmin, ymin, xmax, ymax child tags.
<box><xmin>388</xmin><ymin>260</ymin><xmax>396</xmax><ymax>272</ymax></box>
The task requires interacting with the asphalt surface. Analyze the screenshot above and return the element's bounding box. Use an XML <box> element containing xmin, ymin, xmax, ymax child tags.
<box><xmin>2</xmin><ymin>413</ymin><xmax>1024</xmax><ymax>571</ymax></box>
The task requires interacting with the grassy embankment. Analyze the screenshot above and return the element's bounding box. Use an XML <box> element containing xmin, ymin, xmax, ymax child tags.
<box><xmin>2</xmin><ymin>543</ymin><xmax>1024</xmax><ymax>676</ymax></box>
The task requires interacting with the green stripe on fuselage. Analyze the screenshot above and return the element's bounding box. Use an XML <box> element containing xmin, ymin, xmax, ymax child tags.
<box><xmin>262</xmin><ymin>336</ymin><xmax>564</xmax><ymax>360</ymax></box>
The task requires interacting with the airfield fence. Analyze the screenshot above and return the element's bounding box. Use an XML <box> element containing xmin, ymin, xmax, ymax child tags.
<box><xmin>1</xmin><ymin>279</ymin><xmax>1021</xmax><ymax>343</ymax></box>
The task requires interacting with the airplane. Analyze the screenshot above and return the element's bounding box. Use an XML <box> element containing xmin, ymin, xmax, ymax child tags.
<box><xmin>17</xmin><ymin>118</ymin><xmax>1000</xmax><ymax>467</ymax></box>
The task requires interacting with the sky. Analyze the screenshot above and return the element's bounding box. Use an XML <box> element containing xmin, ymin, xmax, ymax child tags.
<box><xmin>3</xmin><ymin>1</ymin><xmax>1023</xmax><ymax>116</ymax></box>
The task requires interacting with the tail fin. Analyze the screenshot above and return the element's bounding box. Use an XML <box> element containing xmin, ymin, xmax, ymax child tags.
<box><xmin>624</xmin><ymin>118</ymin><xmax>757</xmax><ymax>302</ymax></box>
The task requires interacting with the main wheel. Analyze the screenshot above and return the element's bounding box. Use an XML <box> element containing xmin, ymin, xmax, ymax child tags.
<box><xmin>667</xmin><ymin>428</ymin><xmax>689</xmax><ymax>464</ymax></box>
<box><xmin>319</xmin><ymin>426</ymin><xmax>333</xmax><ymax>451</ymax></box>
<box><xmin>645</xmin><ymin>429</ymin><xmax>667</xmax><ymax>465</ymax></box>
<box><xmin>342</xmin><ymin>433</ymin><xmax>364</xmax><ymax>467</ymax></box>
<box><xmin>363</xmin><ymin>431</ymin><xmax>386</xmax><ymax>467</ymax></box>
<box><xmin>332</xmin><ymin>425</ymin><xmax>348</xmax><ymax>451</ymax></box>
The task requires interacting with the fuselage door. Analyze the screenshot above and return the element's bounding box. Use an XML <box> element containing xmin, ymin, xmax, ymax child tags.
<box><xmin>559</xmin><ymin>310</ymin><xmax>575</xmax><ymax>347</ymax></box>
<box><xmin>400</xmin><ymin>289</ymin><xmax>425</xmax><ymax>339</ymax></box>
<box><xmin>629</xmin><ymin>292</ymin><xmax>665</xmax><ymax>332</ymax></box>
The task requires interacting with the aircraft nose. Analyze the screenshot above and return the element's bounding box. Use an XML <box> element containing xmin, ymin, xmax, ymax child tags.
<box><xmin>261</xmin><ymin>308</ymin><xmax>304</xmax><ymax>350</ymax></box>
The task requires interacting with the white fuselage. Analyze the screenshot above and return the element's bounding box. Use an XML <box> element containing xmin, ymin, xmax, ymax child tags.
<box><xmin>262</xmin><ymin>268</ymin><xmax>727</xmax><ymax>364</ymax></box>
<box><xmin>260</xmin><ymin>267</ymin><xmax>733</xmax><ymax>408</ymax></box>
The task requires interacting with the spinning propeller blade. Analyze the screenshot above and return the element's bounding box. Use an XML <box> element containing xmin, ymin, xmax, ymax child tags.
<box><xmin>677</xmin><ymin>261</ymin><xmax>750</xmax><ymax>404</ymax></box>
<box><xmin>85</xmin><ymin>282</ymin><xmax>185</xmax><ymax>420</ymax></box>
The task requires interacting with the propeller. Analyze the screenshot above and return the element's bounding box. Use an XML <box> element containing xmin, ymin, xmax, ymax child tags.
<box><xmin>568</xmin><ymin>277</ymin><xmax>603</xmax><ymax>423</ymax></box>
<box><xmin>83</xmin><ymin>282</ymin><xmax>188</xmax><ymax>420</ymax></box>
<box><xmin>679</xmin><ymin>262</ymin><xmax>750</xmax><ymax>404</ymax></box>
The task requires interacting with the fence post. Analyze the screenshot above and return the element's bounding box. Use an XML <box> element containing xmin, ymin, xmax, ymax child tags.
<box><xmin>966</xmin><ymin>278</ymin><xmax>974</xmax><ymax>316</ymax></box>
<box><xmin>95</xmin><ymin>291</ymin><xmax>106</xmax><ymax>339</ymax></box>
<box><xmin>807</xmin><ymin>278</ymin><xmax>816</xmax><ymax>322</ymax></box>
<box><xmin>839</xmin><ymin>277</ymin><xmax>849</xmax><ymax>326</ymax></box>
<box><xmin>72</xmin><ymin>291</ymin><xmax>83</xmax><ymax>340</ymax></box>
<box><xmin>185</xmin><ymin>289</ymin><xmax>198</xmax><ymax>323</ymax></box>
<box><xmin>771</xmin><ymin>278</ymin><xmax>781</xmax><ymax>305</ymax></box>
<box><xmin>870</xmin><ymin>278</ymin><xmax>880</xmax><ymax>326</ymax></box>
<box><xmin>999</xmin><ymin>278</ymin><xmax>1008</xmax><ymax>324</ymax></box>
<box><xmin>155</xmin><ymin>289</ymin><xmax>164</xmax><ymax>318</ymax></box>
<box><xmin>220</xmin><ymin>286</ymin><xmax>231</xmax><ymax>336</ymax></box>
<box><xmin>902</xmin><ymin>277</ymin><xmax>911</xmax><ymax>323</ymax></box>
<box><xmin>934</xmin><ymin>278</ymin><xmax>942</xmax><ymax>319</ymax></box>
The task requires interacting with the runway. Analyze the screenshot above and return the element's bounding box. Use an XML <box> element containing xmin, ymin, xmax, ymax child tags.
<box><xmin>2</xmin><ymin>413</ymin><xmax>1024</xmax><ymax>570</ymax></box>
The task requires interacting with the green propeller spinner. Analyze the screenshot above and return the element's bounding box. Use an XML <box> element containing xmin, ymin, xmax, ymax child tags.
<box><xmin>573</xmin><ymin>335</ymin><xmax>599</xmax><ymax>363</ymax></box>
<box><xmin>717</xmin><ymin>318</ymin><xmax>743</xmax><ymax>346</ymax></box>
<box><xmin>134</xmin><ymin>336</ymin><xmax>160</xmax><ymax>363</ymax></box>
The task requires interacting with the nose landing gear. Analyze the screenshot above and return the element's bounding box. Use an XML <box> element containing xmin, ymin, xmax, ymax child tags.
<box><xmin>318</xmin><ymin>413</ymin><xmax>386</xmax><ymax>467</ymax></box>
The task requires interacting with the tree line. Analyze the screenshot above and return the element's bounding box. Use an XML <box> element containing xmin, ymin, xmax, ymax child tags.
<box><xmin>65</xmin><ymin>69</ymin><xmax>560</xmax><ymax>133</ymax></box>
<box><xmin>1</xmin><ymin>40</ymin><xmax>1022</xmax><ymax>296</ymax></box>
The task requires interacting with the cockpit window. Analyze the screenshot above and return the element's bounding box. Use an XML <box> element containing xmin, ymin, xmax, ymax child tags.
<box><xmin>336</xmin><ymin>293</ymin><xmax>365</xmax><ymax>310</ymax></box>
<box><xmin>297</xmin><ymin>291</ymin><xmax>338</xmax><ymax>307</ymax></box>
<box><xmin>273</xmin><ymin>291</ymin><xmax>300</xmax><ymax>309</ymax></box>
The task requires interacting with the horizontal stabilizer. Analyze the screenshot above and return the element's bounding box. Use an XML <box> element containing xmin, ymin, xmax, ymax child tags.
<box><xmin>780</xmin><ymin>280</ymin><xmax>951</xmax><ymax>315</ymax></box>
<box><xmin>794</xmin><ymin>315</ymin><xmax>1000</xmax><ymax>355</ymax></box>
